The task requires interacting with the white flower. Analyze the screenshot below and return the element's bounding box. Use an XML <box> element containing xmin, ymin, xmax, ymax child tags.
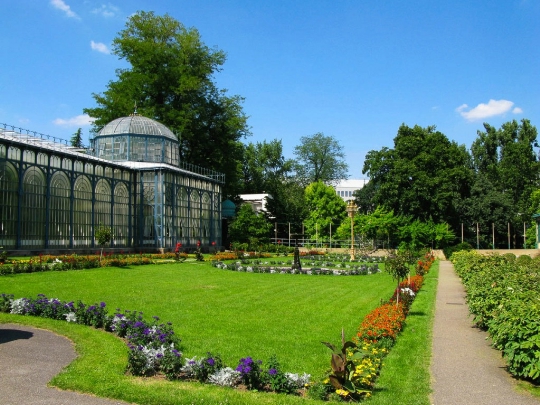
<box><xmin>10</xmin><ymin>298</ymin><xmax>29</xmax><ymax>314</ymax></box>
<box><xmin>208</xmin><ymin>367</ymin><xmax>241</xmax><ymax>387</ymax></box>
<box><xmin>400</xmin><ymin>287</ymin><xmax>415</xmax><ymax>296</ymax></box>
<box><xmin>64</xmin><ymin>312</ymin><xmax>77</xmax><ymax>322</ymax></box>
<box><xmin>285</xmin><ymin>372</ymin><xmax>311</xmax><ymax>388</ymax></box>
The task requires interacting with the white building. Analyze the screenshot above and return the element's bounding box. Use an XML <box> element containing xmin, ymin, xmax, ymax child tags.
<box><xmin>238</xmin><ymin>193</ymin><xmax>272</xmax><ymax>214</ymax></box>
<box><xmin>335</xmin><ymin>179</ymin><xmax>368</xmax><ymax>201</ymax></box>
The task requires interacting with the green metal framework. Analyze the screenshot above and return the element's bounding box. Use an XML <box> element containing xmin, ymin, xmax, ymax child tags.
<box><xmin>0</xmin><ymin>122</ymin><xmax>223</xmax><ymax>251</ymax></box>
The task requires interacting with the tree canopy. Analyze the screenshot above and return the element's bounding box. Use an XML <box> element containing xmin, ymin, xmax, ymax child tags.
<box><xmin>303</xmin><ymin>181</ymin><xmax>347</xmax><ymax>240</ymax></box>
<box><xmin>293</xmin><ymin>133</ymin><xmax>348</xmax><ymax>186</ymax></box>
<box><xmin>362</xmin><ymin>124</ymin><xmax>472</xmax><ymax>230</ymax></box>
<box><xmin>83</xmin><ymin>11</ymin><xmax>250</xmax><ymax>197</ymax></box>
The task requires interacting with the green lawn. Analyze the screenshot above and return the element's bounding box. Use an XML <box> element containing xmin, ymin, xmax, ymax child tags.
<box><xmin>0</xmin><ymin>260</ymin><xmax>439</xmax><ymax>404</ymax></box>
<box><xmin>0</xmin><ymin>262</ymin><xmax>394</xmax><ymax>375</ymax></box>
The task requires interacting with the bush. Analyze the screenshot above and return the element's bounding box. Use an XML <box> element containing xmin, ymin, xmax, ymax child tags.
<box><xmin>443</xmin><ymin>241</ymin><xmax>473</xmax><ymax>260</ymax></box>
<box><xmin>452</xmin><ymin>251</ymin><xmax>540</xmax><ymax>383</ymax></box>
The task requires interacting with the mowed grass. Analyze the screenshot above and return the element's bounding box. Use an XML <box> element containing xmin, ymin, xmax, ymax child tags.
<box><xmin>0</xmin><ymin>261</ymin><xmax>395</xmax><ymax>376</ymax></box>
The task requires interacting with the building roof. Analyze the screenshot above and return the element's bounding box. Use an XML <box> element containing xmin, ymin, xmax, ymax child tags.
<box><xmin>97</xmin><ymin>115</ymin><xmax>178</xmax><ymax>142</ymax></box>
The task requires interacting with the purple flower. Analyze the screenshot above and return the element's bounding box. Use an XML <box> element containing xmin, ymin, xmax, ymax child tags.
<box><xmin>207</xmin><ymin>358</ymin><xmax>215</xmax><ymax>366</ymax></box>
<box><xmin>268</xmin><ymin>368</ymin><xmax>277</xmax><ymax>375</ymax></box>
<box><xmin>100</xmin><ymin>302</ymin><xmax>106</xmax><ymax>308</ymax></box>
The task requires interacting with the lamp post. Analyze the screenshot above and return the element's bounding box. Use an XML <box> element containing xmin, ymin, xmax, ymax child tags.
<box><xmin>346</xmin><ymin>200</ymin><xmax>357</xmax><ymax>260</ymax></box>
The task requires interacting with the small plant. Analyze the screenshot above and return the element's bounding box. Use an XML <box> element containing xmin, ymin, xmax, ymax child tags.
<box><xmin>0</xmin><ymin>247</ymin><xmax>7</xmax><ymax>263</ymax></box>
<box><xmin>385</xmin><ymin>252</ymin><xmax>411</xmax><ymax>305</ymax></box>
<box><xmin>235</xmin><ymin>356</ymin><xmax>263</xmax><ymax>389</ymax></box>
<box><xmin>194</xmin><ymin>240</ymin><xmax>204</xmax><ymax>261</ymax></box>
<box><xmin>0</xmin><ymin>293</ymin><xmax>14</xmax><ymax>312</ymax></box>
<box><xmin>265</xmin><ymin>355</ymin><xmax>297</xmax><ymax>394</ymax></box>
<box><xmin>321</xmin><ymin>329</ymin><xmax>373</xmax><ymax>401</ymax></box>
<box><xmin>208</xmin><ymin>367</ymin><xmax>241</xmax><ymax>387</ymax></box>
<box><xmin>95</xmin><ymin>224</ymin><xmax>113</xmax><ymax>261</ymax></box>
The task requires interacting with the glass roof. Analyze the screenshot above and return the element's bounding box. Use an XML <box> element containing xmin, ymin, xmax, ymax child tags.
<box><xmin>97</xmin><ymin>115</ymin><xmax>178</xmax><ymax>142</ymax></box>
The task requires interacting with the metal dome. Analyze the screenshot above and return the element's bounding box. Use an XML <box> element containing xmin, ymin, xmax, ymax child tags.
<box><xmin>97</xmin><ymin>115</ymin><xmax>177</xmax><ymax>141</ymax></box>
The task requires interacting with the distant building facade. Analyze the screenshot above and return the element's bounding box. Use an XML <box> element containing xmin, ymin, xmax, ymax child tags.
<box><xmin>238</xmin><ymin>193</ymin><xmax>272</xmax><ymax>214</ymax></box>
<box><xmin>335</xmin><ymin>179</ymin><xmax>368</xmax><ymax>201</ymax></box>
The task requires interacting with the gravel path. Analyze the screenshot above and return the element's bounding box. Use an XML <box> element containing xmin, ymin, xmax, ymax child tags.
<box><xmin>430</xmin><ymin>260</ymin><xmax>539</xmax><ymax>405</ymax></box>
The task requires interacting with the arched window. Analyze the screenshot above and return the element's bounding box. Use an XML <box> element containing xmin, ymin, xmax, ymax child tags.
<box><xmin>49</xmin><ymin>172</ymin><xmax>71</xmax><ymax>246</ymax></box>
<box><xmin>201</xmin><ymin>192</ymin><xmax>211</xmax><ymax>244</ymax></box>
<box><xmin>73</xmin><ymin>175</ymin><xmax>93</xmax><ymax>247</ymax></box>
<box><xmin>176</xmin><ymin>187</ymin><xmax>188</xmax><ymax>244</ymax></box>
<box><xmin>0</xmin><ymin>161</ymin><xmax>18</xmax><ymax>248</ymax></box>
<box><xmin>190</xmin><ymin>190</ymin><xmax>200</xmax><ymax>241</ymax></box>
<box><xmin>95</xmin><ymin>179</ymin><xmax>111</xmax><ymax>227</ymax></box>
<box><xmin>113</xmin><ymin>182</ymin><xmax>130</xmax><ymax>246</ymax></box>
<box><xmin>21</xmin><ymin>166</ymin><xmax>46</xmax><ymax>248</ymax></box>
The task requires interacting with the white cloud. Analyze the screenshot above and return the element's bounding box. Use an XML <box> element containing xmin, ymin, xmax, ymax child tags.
<box><xmin>456</xmin><ymin>99</ymin><xmax>519</xmax><ymax>121</ymax></box>
<box><xmin>512</xmin><ymin>107</ymin><xmax>523</xmax><ymax>114</ymax></box>
<box><xmin>53</xmin><ymin>114</ymin><xmax>94</xmax><ymax>127</ymax></box>
<box><xmin>92</xmin><ymin>4</ymin><xmax>120</xmax><ymax>18</ymax></box>
<box><xmin>90</xmin><ymin>40</ymin><xmax>110</xmax><ymax>54</ymax></box>
<box><xmin>50</xmin><ymin>0</ymin><xmax>79</xmax><ymax>19</ymax></box>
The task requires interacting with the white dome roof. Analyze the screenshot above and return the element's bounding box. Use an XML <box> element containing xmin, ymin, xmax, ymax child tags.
<box><xmin>97</xmin><ymin>115</ymin><xmax>177</xmax><ymax>142</ymax></box>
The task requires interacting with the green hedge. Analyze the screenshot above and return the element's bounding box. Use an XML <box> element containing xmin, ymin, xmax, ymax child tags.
<box><xmin>452</xmin><ymin>251</ymin><xmax>540</xmax><ymax>381</ymax></box>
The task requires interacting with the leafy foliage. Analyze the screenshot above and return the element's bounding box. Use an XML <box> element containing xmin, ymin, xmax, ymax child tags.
<box><xmin>228</xmin><ymin>204</ymin><xmax>272</xmax><ymax>246</ymax></box>
<box><xmin>293</xmin><ymin>133</ymin><xmax>348</xmax><ymax>186</ymax></box>
<box><xmin>362</xmin><ymin>124</ymin><xmax>472</xmax><ymax>230</ymax></box>
<box><xmin>452</xmin><ymin>251</ymin><xmax>540</xmax><ymax>382</ymax></box>
<box><xmin>83</xmin><ymin>11</ymin><xmax>249</xmax><ymax>197</ymax></box>
<box><xmin>303</xmin><ymin>181</ymin><xmax>346</xmax><ymax>240</ymax></box>
<box><xmin>70</xmin><ymin>128</ymin><xmax>84</xmax><ymax>148</ymax></box>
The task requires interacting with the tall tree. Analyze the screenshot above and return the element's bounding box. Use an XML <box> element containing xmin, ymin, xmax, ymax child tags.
<box><xmin>303</xmin><ymin>181</ymin><xmax>347</xmax><ymax>240</ymax></box>
<box><xmin>240</xmin><ymin>140</ymin><xmax>294</xmax><ymax>194</ymax></box>
<box><xmin>70</xmin><ymin>128</ymin><xmax>84</xmax><ymax>148</ymax></box>
<box><xmin>362</xmin><ymin>124</ymin><xmax>472</xmax><ymax>231</ymax></box>
<box><xmin>469</xmin><ymin>119</ymin><xmax>539</xmax><ymax>246</ymax></box>
<box><xmin>293</xmin><ymin>133</ymin><xmax>348</xmax><ymax>186</ymax></box>
<box><xmin>83</xmin><ymin>11</ymin><xmax>250</xmax><ymax>197</ymax></box>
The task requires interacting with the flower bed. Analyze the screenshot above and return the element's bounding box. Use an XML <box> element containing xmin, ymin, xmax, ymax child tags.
<box><xmin>311</xmin><ymin>252</ymin><xmax>434</xmax><ymax>402</ymax></box>
<box><xmin>211</xmin><ymin>260</ymin><xmax>380</xmax><ymax>276</ymax></box>
<box><xmin>0</xmin><ymin>252</ymin><xmax>188</xmax><ymax>275</ymax></box>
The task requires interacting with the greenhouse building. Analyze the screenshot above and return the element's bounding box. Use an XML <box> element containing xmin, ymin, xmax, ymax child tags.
<box><xmin>0</xmin><ymin>114</ymin><xmax>223</xmax><ymax>253</ymax></box>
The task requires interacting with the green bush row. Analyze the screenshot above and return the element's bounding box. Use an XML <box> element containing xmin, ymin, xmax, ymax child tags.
<box><xmin>452</xmin><ymin>251</ymin><xmax>540</xmax><ymax>381</ymax></box>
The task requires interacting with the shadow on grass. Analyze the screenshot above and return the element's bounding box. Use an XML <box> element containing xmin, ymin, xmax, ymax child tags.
<box><xmin>407</xmin><ymin>311</ymin><xmax>426</xmax><ymax>317</ymax></box>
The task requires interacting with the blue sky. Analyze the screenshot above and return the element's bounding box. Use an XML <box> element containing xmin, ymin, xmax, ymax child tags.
<box><xmin>1</xmin><ymin>1</ymin><xmax>539</xmax><ymax>178</ymax></box>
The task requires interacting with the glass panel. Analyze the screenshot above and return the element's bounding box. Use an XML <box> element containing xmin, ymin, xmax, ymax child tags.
<box><xmin>0</xmin><ymin>161</ymin><xmax>18</xmax><ymax>248</ymax></box>
<box><xmin>176</xmin><ymin>187</ymin><xmax>188</xmax><ymax>243</ymax></box>
<box><xmin>38</xmin><ymin>153</ymin><xmax>48</xmax><ymax>166</ymax></box>
<box><xmin>201</xmin><ymin>192</ymin><xmax>211</xmax><ymax>244</ymax></box>
<box><xmin>49</xmin><ymin>172</ymin><xmax>71</xmax><ymax>247</ymax></box>
<box><xmin>190</xmin><ymin>190</ymin><xmax>200</xmax><ymax>241</ymax></box>
<box><xmin>50</xmin><ymin>156</ymin><xmax>61</xmax><ymax>168</ymax></box>
<box><xmin>113</xmin><ymin>182</ymin><xmax>130</xmax><ymax>247</ymax></box>
<box><xmin>95</xmin><ymin>179</ymin><xmax>111</xmax><ymax>227</ymax></box>
<box><xmin>7</xmin><ymin>146</ymin><xmax>20</xmax><ymax>160</ymax></box>
<box><xmin>73</xmin><ymin>175</ymin><xmax>93</xmax><ymax>248</ymax></box>
<box><xmin>23</xmin><ymin>150</ymin><xmax>35</xmax><ymax>163</ymax></box>
<box><xmin>21</xmin><ymin>166</ymin><xmax>46</xmax><ymax>248</ymax></box>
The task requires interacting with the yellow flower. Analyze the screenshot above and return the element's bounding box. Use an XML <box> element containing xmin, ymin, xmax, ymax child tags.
<box><xmin>336</xmin><ymin>389</ymin><xmax>349</xmax><ymax>397</ymax></box>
